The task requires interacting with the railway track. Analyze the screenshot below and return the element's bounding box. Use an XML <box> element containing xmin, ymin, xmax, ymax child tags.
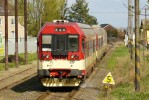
<box><xmin>36</xmin><ymin>87</ymin><xmax>78</xmax><ymax>100</ymax></box>
<box><xmin>0</xmin><ymin>42</ymin><xmax>115</xmax><ymax>100</ymax></box>
<box><xmin>36</xmin><ymin>43</ymin><xmax>114</xmax><ymax>100</ymax></box>
<box><xmin>0</xmin><ymin>65</ymin><xmax>37</xmax><ymax>91</ymax></box>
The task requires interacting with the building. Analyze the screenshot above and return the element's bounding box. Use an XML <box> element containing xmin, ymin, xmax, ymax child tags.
<box><xmin>0</xmin><ymin>1</ymin><xmax>26</xmax><ymax>56</ymax></box>
<box><xmin>0</xmin><ymin>0</ymin><xmax>24</xmax><ymax>39</ymax></box>
<box><xmin>100</xmin><ymin>24</ymin><xmax>118</xmax><ymax>42</ymax></box>
<box><xmin>140</xmin><ymin>19</ymin><xmax>149</xmax><ymax>47</ymax></box>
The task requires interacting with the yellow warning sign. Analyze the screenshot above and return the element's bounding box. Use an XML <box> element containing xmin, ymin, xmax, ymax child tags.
<box><xmin>102</xmin><ymin>72</ymin><xmax>115</xmax><ymax>84</ymax></box>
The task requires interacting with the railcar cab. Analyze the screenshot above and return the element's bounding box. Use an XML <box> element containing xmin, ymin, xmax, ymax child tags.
<box><xmin>37</xmin><ymin>20</ymin><xmax>85</xmax><ymax>61</ymax></box>
<box><xmin>37</xmin><ymin>20</ymin><xmax>100</xmax><ymax>87</ymax></box>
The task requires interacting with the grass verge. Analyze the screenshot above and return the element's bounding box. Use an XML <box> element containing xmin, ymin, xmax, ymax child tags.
<box><xmin>0</xmin><ymin>53</ymin><xmax>37</xmax><ymax>71</ymax></box>
<box><xmin>102</xmin><ymin>42</ymin><xmax>149</xmax><ymax>99</ymax></box>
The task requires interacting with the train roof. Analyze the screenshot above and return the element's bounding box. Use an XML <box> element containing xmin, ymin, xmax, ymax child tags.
<box><xmin>38</xmin><ymin>21</ymin><xmax>95</xmax><ymax>38</ymax></box>
<box><xmin>92</xmin><ymin>25</ymin><xmax>107</xmax><ymax>35</ymax></box>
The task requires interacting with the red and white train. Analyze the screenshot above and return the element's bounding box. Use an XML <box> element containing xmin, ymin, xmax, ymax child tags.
<box><xmin>37</xmin><ymin>20</ymin><xmax>107</xmax><ymax>87</ymax></box>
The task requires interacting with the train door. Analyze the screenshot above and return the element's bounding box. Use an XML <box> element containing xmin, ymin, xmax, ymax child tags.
<box><xmin>82</xmin><ymin>37</ymin><xmax>87</xmax><ymax>80</ymax></box>
<box><xmin>52</xmin><ymin>35</ymin><xmax>66</xmax><ymax>51</ymax></box>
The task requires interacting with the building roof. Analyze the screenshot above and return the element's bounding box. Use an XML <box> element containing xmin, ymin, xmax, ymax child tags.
<box><xmin>100</xmin><ymin>24</ymin><xmax>117</xmax><ymax>31</ymax></box>
<box><xmin>0</xmin><ymin>0</ymin><xmax>15</xmax><ymax>16</ymax></box>
<box><xmin>100</xmin><ymin>24</ymin><xmax>109</xmax><ymax>28</ymax></box>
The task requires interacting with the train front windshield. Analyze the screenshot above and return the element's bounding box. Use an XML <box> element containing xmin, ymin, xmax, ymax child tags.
<box><xmin>42</xmin><ymin>34</ymin><xmax>79</xmax><ymax>52</ymax></box>
<box><xmin>68</xmin><ymin>35</ymin><xmax>78</xmax><ymax>51</ymax></box>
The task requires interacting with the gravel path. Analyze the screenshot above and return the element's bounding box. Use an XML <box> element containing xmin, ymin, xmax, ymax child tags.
<box><xmin>71</xmin><ymin>45</ymin><xmax>115</xmax><ymax>100</ymax></box>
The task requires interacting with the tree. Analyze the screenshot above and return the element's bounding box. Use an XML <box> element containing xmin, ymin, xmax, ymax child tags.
<box><xmin>42</xmin><ymin>0</ymin><xmax>66</xmax><ymax>25</ymax></box>
<box><xmin>107</xmin><ymin>29</ymin><xmax>118</xmax><ymax>38</ymax></box>
<box><xmin>85</xmin><ymin>14</ymin><xmax>98</xmax><ymax>25</ymax></box>
<box><xmin>16</xmin><ymin>0</ymin><xmax>44</xmax><ymax>36</ymax></box>
<box><xmin>17</xmin><ymin>0</ymin><xmax>66</xmax><ymax>36</ymax></box>
<box><xmin>27</xmin><ymin>0</ymin><xmax>44</xmax><ymax>36</ymax></box>
<box><xmin>60</xmin><ymin>0</ymin><xmax>69</xmax><ymax>20</ymax></box>
<box><xmin>67</xmin><ymin>0</ymin><xmax>98</xmax><ymax>25</ymax></box>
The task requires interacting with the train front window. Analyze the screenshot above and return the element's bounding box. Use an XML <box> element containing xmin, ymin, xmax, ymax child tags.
<box><xmin>68</xmin><ymin>35</ymin><xmax>78</xmax><ymax>51</ymax></box>
<box><xmin>56</xmin><ymin>35</ymin><xmax>65</xmax><ymax>50</ymax></box>
<box><xmin>42</xmin><ymin>35</ymin><xmax>52</xmax><ymax>51</ymax></box>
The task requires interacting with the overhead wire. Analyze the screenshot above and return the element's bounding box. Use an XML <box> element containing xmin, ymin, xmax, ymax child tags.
<box><xmin>121</xmin><ymin>0</ymin><xmax>149</xmax><ymax>16</ymax></box>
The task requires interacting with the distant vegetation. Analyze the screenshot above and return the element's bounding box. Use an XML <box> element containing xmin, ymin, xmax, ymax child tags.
<box><xmin>9</xmin><ymin>0</ymin><xmax>98</xmax><ymax>37</ymax></box>
<box><xmin>0</xmin><ymin>53</ymin><xmax>37</xmax><ymax>71</ymax></box>
<box><xmin>104</xmin><ymin>42</ymin><xmax>149</xmax><ymax>99</ymax></box>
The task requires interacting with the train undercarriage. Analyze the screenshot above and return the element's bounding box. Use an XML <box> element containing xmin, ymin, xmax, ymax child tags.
<box><xmin>38</xmin><ymin>69</ymin><xmax>84</xmax><ymax>87</ymax></box>
<box><xmin>39</xmin><ymin>77</ymin><xmax>82</xmax><ymax>87</ymax></box>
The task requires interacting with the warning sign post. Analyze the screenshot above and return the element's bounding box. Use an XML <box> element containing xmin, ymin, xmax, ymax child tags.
<box><xmin>102</xmin><ymin>72</ymin><xmax>115</xmax><ymax>98</ymax></box>
<box><xmin>102</xmin><ymin>72</ymin><xmax>115</xmax><ymax>84</ymax></box>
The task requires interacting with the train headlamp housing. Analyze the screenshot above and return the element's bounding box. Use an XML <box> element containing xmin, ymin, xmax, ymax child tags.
<box><xmin>42</xmin><ymin>54</ymin><xmax>49</xmax><ymax>59</ymax></box>
<box><xmin>75</xmin><ymin>54</ymin><xmax>79</xmax><ymax>59</ymax></box>
<box><xmin>68</xmin><ymin>52</ymin><xmax>80</xmax><ymax>60</ymax></box>
<box><xmin>70</xmin><ymin>54</ymin><xmax>75</xmax><ymax>59</ymax></box>
<box><xmin>41</xmin><ymin>52</ymin><xmax>52</xmax><ymax>60</ymax></box>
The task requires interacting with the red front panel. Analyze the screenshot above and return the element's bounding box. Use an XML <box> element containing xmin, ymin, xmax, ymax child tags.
<box><xmin>37</xmin><ymin>22</ymin><xmax>85</xmax><ymax>61</ymax></box>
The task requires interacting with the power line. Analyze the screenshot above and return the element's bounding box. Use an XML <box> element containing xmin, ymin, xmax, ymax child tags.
<box><xmin>89</xmin><ymin>11</ymin><xmax>127</xmax><ymax>14</ymax></box>
<box><xmin>121</xmin><ymin>0</ymin><xmax>149</xmax><ymax>16</ymax></box>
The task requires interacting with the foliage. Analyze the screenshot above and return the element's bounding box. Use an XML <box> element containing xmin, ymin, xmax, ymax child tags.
<box><xmin>104</xmin><ymin>42</ymin><xmax>149</xmax><ymax>99</ymax></box>
<box><xmin>16</xmin><ymin>0</ymin><xmax>66</xmax><ymax>37</ymax></box>
<box><xmin>107</xmin><ymin>29</ymin><xmax>118</xmax><ymax>38</ymax></box>
<box><xmin>60</xmin><ymin>0</ymin><xmax>69</xmax><ymax>20</ymax></box>
<box><xmin>67</xmin><ymin>0</ymin><xmax>98</xmax><ymax>25</ymax></box>
<box><xmin>41</xmin><ymin>0</ymin><xmax>66</xmax><ymax>25</ymax></box>
<box><xmin>27</xmin><ymin>0</ymin><xmax>44</xmax><ymax>36</ymax></box>
<box><xmin>107</xmin><ymin>45</ymin><xmax>129</xmax><ymax>70</ymax></box>
<box><xmin>11</xmin><ymin>0</ymin><xmax>98</xmax><ymax>36</ymax></box>
<box><xmin>0</xmin><ymin>53</ymin><xmax>37</xmax><ymax>71</ymax></box>
<box><xmin>0</xmin><ymin>55</ymin><xmax>24</xmax><ymax>63</ymax></box>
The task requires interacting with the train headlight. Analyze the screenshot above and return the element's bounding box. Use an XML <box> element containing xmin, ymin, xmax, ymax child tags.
<box><xmin>46</xmin><ymin>55</ymin><xmax>49</xmax><ymax>58</ymax></box>
<box><xmin>42</xmin><ymin>54</ymin><xmax>45</xmax><ymax>58</ymax></box>
<box><xmin>75</xmin><ymin>54</ymin><xmax>79</xmax><ymax>59</ymax></box>
<box><xmin>71</xmin><ymin>54</ymin><xmax>74</xmax><ymax>59</ymax></box>
<box><xmin>42</xmin><ymin>54</ymin><xmax>49</xmax><ymax>59</ymax></box>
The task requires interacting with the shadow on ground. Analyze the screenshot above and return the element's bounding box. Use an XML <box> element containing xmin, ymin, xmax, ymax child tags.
<box><xmin>11</xmin><ymin>76</ymin><xmax>76</xmax><ymax>93</ymax></box>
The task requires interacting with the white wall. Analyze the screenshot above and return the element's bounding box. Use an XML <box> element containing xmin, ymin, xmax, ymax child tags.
<box><xmin>0</xmin><ymin>37</ymin><xmax>37</xmax><ymax>56</ymax></box>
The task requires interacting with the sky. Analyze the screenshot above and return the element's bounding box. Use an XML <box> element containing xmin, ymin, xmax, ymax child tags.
<box><xmin>68</xmin><ymin>0</ymin><xmax>148</xmax><ymax>28</ymax></box>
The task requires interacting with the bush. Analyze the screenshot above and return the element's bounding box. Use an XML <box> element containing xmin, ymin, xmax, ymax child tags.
<box><xmin>0</xmin><ymin>55</ymin><xmax>24</xmax><ymax>63</ymax></box>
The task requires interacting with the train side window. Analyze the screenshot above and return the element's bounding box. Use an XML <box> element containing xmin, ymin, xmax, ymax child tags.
<box><xmin>68</xmin><ymin>35</ymin><xmax>78</xmax><ymax>51</ymax></box>
<box><xmin>82</xmin><ymin>39</ymin><xmax>85</xmax><ymax>52</ymax></box>
<box><xmin>42</xmin><ymin>35</ymin><xmax>52</xmax><ymax>51</ymax></box>
<box><xmin>89</xmin><ymin>40</ymin><xmax>93</xmax><ymax>55</ymax></box>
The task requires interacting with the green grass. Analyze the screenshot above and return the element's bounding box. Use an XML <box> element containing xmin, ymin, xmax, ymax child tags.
<box><xmin>107</xmin><ymin>46</ymin><xmax>129</xmax><ymax>70</ymax></box>
<box><xmin>19</xmin><ymin>53</ymin><xmax>37</xmax><ymax>63</ymax></box>
<box><xmin>104</xmin><ymin>42</ymin><xmax>149</xmax><ymax>99</ymax></box>
<box><xmin>112</xmin><ymin>81</ymin><xmax>149</xmax><ymax>100</ymax></box>
<box><xmin>0</xmin><ymin>53</ymin><xmax>37</xmax><ymax>71</ymax></box>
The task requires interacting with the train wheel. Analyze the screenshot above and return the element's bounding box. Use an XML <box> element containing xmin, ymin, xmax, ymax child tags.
<box><xmin>92</xmin><ymin>64</ymin><xmax>95</xmax><ymax>72</ymax></box>
<box><xmin>82</xmin><ymin>75</ymin><xmax>87</xmax><ymax>82</ymax></box>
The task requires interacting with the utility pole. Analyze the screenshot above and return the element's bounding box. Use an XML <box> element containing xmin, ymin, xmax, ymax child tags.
<box><xmin>128</xmin><ymin>0</ymin><xmax>133</xmax><ymax>37</ymax></box>
<box><xmin>15</xmin><ymin>0</ymin><xmax>19</xmax><ymax>68</ymax></box>
<box><xmin>134</xmin><ymin>0</ymin><xmax>140</xmax><ymax>92</ymax></box>
<box><xmin>128</xmin><ymin>0</ymin><xmax>133</xmax><ymax>60</ymax></box>
<box><xmin>24</xmin><ymin>0</ymin><xmax>28</xmax><ymax>64</ymax></box>
<box><xmin>145</xmin><ymin>7</ymin><xmax>147</xmax><ymax>48</ymax></box>
<box><xmin>4</xmin><ymin>0</ymin><xmax>8</xmax><ymax>70</ymax></box>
